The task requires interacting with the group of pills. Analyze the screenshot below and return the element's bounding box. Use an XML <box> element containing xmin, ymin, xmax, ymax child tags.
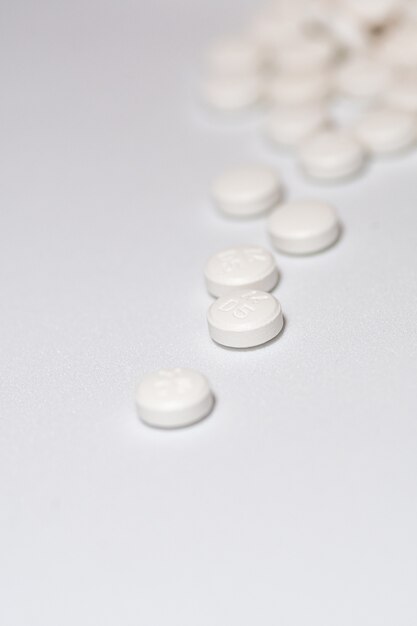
<box><xmin>136</xmin><ymin>0</ymin><xmax>416</xmax><ymax>429</ymax></box>
<box><xmin>203</xmin><ymin>0</ymin><xmax>417</xmax><ymax>178</ymax></box>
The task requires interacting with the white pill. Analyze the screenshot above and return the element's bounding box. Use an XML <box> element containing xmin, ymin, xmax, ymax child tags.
<box><xmin>249</xmin><ymin>12</ymin><xmax>303</xmax><ymax>53</ymax></box>
<box><xmin>136</xmin><ymin>368</ymin><xmax>214</xmax><ymax>429</ymax></box>
<box><xmin>355</xmin><ymin>107</ymin><xmax>417</xmax><ymax>154</ymax></box>
<box><xmin>268</xmin><ymin>199</ymin><xmax>340</xmax><ymax>255</ymax></box>
<box><xmin>268</xmin><ymin>200</ymin><xmax>340</xmax><ymax>254</ymax></box>
<box><xmin>376</xmin><ymin>24</ymin><xmax>417</xmax><ymax>70</ymax></box>
<box><xmin>384</xmin><ymin>71</ymin><xmax>417</xmax><ymax>113</ymax></box>
<box><xmin>265</xmin><ymin>103</ymin><xmax>328</xmax><ymax>148</ymax></box>
<box><xmin>204</xmin><ymin>246</ymin><xmax>279</xmax><ymax>297</ymax></box>
<box><xmin>205</xmin><ymin>37</ymin><xmax>263</xmax><ymax>76</ymax></box>
<box><xmin>268</xmin><ymin>70</ymin><xmax>332</xmax><ymax>106</ymax></box>
<box><xmin>201</xmin><ymin>74</ymin><xmax>262</xmax><ymax>112</ymax></box>
<box><xmin>326</xmin><ymin>6</ymin><xmax>368</xmax><ymax>52</ymax></box>
<box><xmin>298</xmin><ymin>128</ymin><xmax>366</xmax><ymax>180</ymax></box>
<box><xmin>277</xmin><ymin>33</ymin><xmax>338</xmax><ymax>74</ymax></box>
<box><xmin>207</xmin><ymin>289</ymin><xmax>284</xmax><ymax>348</ymax></box>
<box><xmin>346</xmin><ymin>0</ymin><xmax>402</xmax><ymax>28</ymax></box>
<box><xmin>336</xmin><ymin>55</ymin><xmax>392</xmax><ymax>100</ymax></box>
<box><xmin>403</xmin><ymin>0</ymin><xmax>417</xmax><ymax>21</ymax></box>
<box><xmin>211</xmin><ymin>165</ymin><xmax>282</xmax><ymax>217</ymax></box>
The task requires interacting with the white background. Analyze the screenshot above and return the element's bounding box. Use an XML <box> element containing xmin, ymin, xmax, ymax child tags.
<box><xmin>1</xmin><ymin>1</ymin><xmax>417</xmax><ymax>624</ymax></box>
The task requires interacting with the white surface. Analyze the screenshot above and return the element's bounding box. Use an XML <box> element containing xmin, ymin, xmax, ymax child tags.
<box><xmin>136</xmin><ymin>368</ymin><xmax>213</xmax><ymax>429</ymax></box>
<box><xmin>1</xmin><ymin>1</ymin><xmax>417</xmax><ymax>625</ymax></box>
<box><xmin>207</xmin><ymin>289</ymin><xmax>284</xmax><ymax>348</ymax></box>
<box><xmin>268</xmin><ymin>200</ymin><xmax>340</xmax><ymax>254</ymax></box>
<box><xmin>204</xmin><ymin>245</ymin><xmax>279</xmax><ymax>297</ymax></box>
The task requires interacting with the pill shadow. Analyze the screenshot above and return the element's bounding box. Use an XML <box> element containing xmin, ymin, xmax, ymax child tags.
<box><xmin>211</xmin><ymin>316</ymin><xmax>287</xmax><ymax>353</ymax></box>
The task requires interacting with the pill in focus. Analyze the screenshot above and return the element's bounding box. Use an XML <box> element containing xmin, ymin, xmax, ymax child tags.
<box><xmin>207</xmin><ymin>289</ymin><xmax>284</xmax><ymax>348</ymax></box>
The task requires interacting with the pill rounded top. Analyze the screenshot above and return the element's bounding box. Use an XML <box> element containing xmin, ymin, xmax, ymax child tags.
<box><xmin>299</xmin><ymin>128</ymin><xmax>365</xmax><ymax>179</ymax></box>
<box><xmin>208</xmin><ymin>289</ymin><xmax>281</xmax><ymax>333</ymax></box>
<box><xmin>278</xmin><ymin>33</ymin><xmax>338</xmax><ymax>73</ymax></box>
<box><xmin>202</xmin><ymin>73</ymin><xmax>262</xmax><ymax>112</ymax></box>
<box><xmin>300</xmin><ymin>129</ymin><xmax>364</xmax><ymax>167</ymax></box>
<box><xmin>268</xmin><ymin>70</ymin><xmax>332</xmax><ymax>106</ymax></box>
<box><xmin>269</xmin><ymin>200</ymin><xmax>337</xmax><ymax>237</ymax></box>
<box><xmin>347</xmin><ymin>0</ymin><xmax>401</xmax><ymax>27</ymax></box>
<box><xmin>211</xmin><ymin>165</ymin><xmax>281</xmax><ymax>208</ymax></box>
<box><xmin>384</xmin><ymin>70</ymin><xmax>417</xmax><ymax>113</ymax></box>
<box><xmin>205</xmin><ymin>37</ymin><xmax>262</xmax><ymax>75</ymax></box>
<box><xmin>204</xmin><ymin>245</ymin><xmax>278</xmax><ymax>297</ymax></box>
<box><xmin>336</xmin><ymin>55</ymin><xmax>391</xmax><ymax>99</ymax></box>
<box><xmin>266</xmin><ymin>103</ymin><xmax>328</xmax><ymax>147</ymax></box>
<box><xmin>268</xmin><ymin>200</ymin><xmax>340</xmax><ymax>255</ymax></box>
<box><xmin>355</xmin><ymin>106</ymin><xmax>417</xmax><ymax>154</ymax></box>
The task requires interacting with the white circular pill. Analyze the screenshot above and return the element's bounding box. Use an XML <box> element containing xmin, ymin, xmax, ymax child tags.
<box><xmin>205</xmin><ymin>37</ymin><xmax>263</xmax><ymax>76</ymax></box>
<box><xmin>355</xmin><ymin>106</ymin><xmax>417</xmax><ymax>154</ymax></box>
<box><xmin>249</xmin><ymin>12</ymin><xmax>303</xmax><ymax>53</ymax></box>
<box><xmin>298</xmin><ymin>128</ymin><xmax>366</xmax><ymax>180</ymax></box>
<box><xmin>207</xmin><ymin>289</ymin><xmax>284</xmax><ymax>348</ymax></box>
<box><xmin>277</xmin><ymin>33</ymin><xmax>338</xmax><ymax>73</ymax></box>
<box><xmin>403</xmin><ymin>0</ymin><xmax>417</xmax><ymax>21</ymax></box>
<box><xmin>268</xmin><ymin>70</ymin><xmax>332</xmax><ymax>106</ymax></box>
<box><xmin>268</xmin><ymin>199</ymin><xmax>340</xmax><ymax>255</ymax></box>
<box><xmin>202</xmin><ymin>74</ymin><xmax>262</xmax><ymax>112</ymax></box>
<box><xmin>211</xmin><ymin>165</ymin><xmax>282</xmax><ymax>217</ymax></box>
<box><xmin>376</xmin><ymin>24</ymin><xmax>417</xmax><ymax>70</ymax></box>
<box><xmin>265</xmin><ymin>103</ymin><xmax>328</xmax><ymax>148</ymax></box>
<box><xmin>204</xmin><ymin>246</ymin><xmax>279</xmax><ymax>297</ymax></box>
<box><xmin>326</xmin><ymin>6</ymin><xmax>368</xmax><ymax>52</ymax></box>
<box><xmin>136</xmin><ymin>368</ymin><xmax>214</xmax><ymax>429</ymax></box>
<box><xmin>336</xmin><ymin>55</ymin><xmax>392</xmax><ymax>100</ymax></box>
<box><xmin>384</xmin><ymin>70</ymin><xmax>417</xmax><ymax>113</ymax></box>
<box><xmin>346</xmin><ymin>0</ymin><xmax>402</xmax><ymax>28</ymax></box>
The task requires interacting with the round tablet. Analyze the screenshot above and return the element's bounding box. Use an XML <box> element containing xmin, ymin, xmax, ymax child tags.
<box><xmin>202</xmin><ymin>74</ymin><xmax>262</xmax><ymax>112</ymax></box>
<box><xmin>298</xmin><ymin>128</ymin><xmax>366</xmax><ymax>180</ymax></box>
<box><xmin>211</xmin><ymin>165</ymin><xmax>282</xmax><ymax>217</ymax></box>
<box><xmin>204</xmin><ymin>246</ymin><xmax>279</xmax><ymax>297</ymax></box>
<box><xmin>267</xmin><ymin>200</ymin><xmax>340</xmax><ymax>255</ymax></box>
<box><xmin>327</xmin><ymin>6</ymin><xmax>368</xmax><ymax>52</ymax></box>
<box><xmin>136</xmin><ymin>368</ymin><xmax>214</xmax><ymax>429</ymax></box>
<box><xmin>205</xmin><ymin>37</ymin><xmax>263</xmax><ymax>76</ymax></box>
<box><xmin>207</xmin><ymin>289</ymin><xmax>284</xmax><ymax>348</ymax></box>
<box><xmin>336</xmin><ymin>55</ymin><xmax>391</xmax><ymax>100</ymax></box>
<box><xmin>376</xmin><ymin>24</ymin><xmax>417</xmax><ymax>70</ymax></box>
<box><xmin>268</xmin><ymin>70</ymin><xmax>332</xmax><ymax>106</ymax></box>
<box><xmin>265</xmin><ymin>103</ymin><xmax>328</xmax><ymax>148</ymax></box>
<box><xmin>346</xmin><ymin>0</ymin><xmax>402</xmax><ymax>28</ymax></box>
<box><xmin>249</xmin><ymin>11</ymin><xmax>302</xmax><ymax>53</ymax></box>
<box><xmin>355</xmin><ymin>107</ymin><xmax>417</xmax><ymax>154</ymax></box>
<box><xmin>384</xmin><ymin>71</ymin><xmax>417</xmax><ymax>113</ymax></box>
<box><xmin>277</xmin><ymin>33</ymin><xmax>338</xmax><ymax>74</ymax></box>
